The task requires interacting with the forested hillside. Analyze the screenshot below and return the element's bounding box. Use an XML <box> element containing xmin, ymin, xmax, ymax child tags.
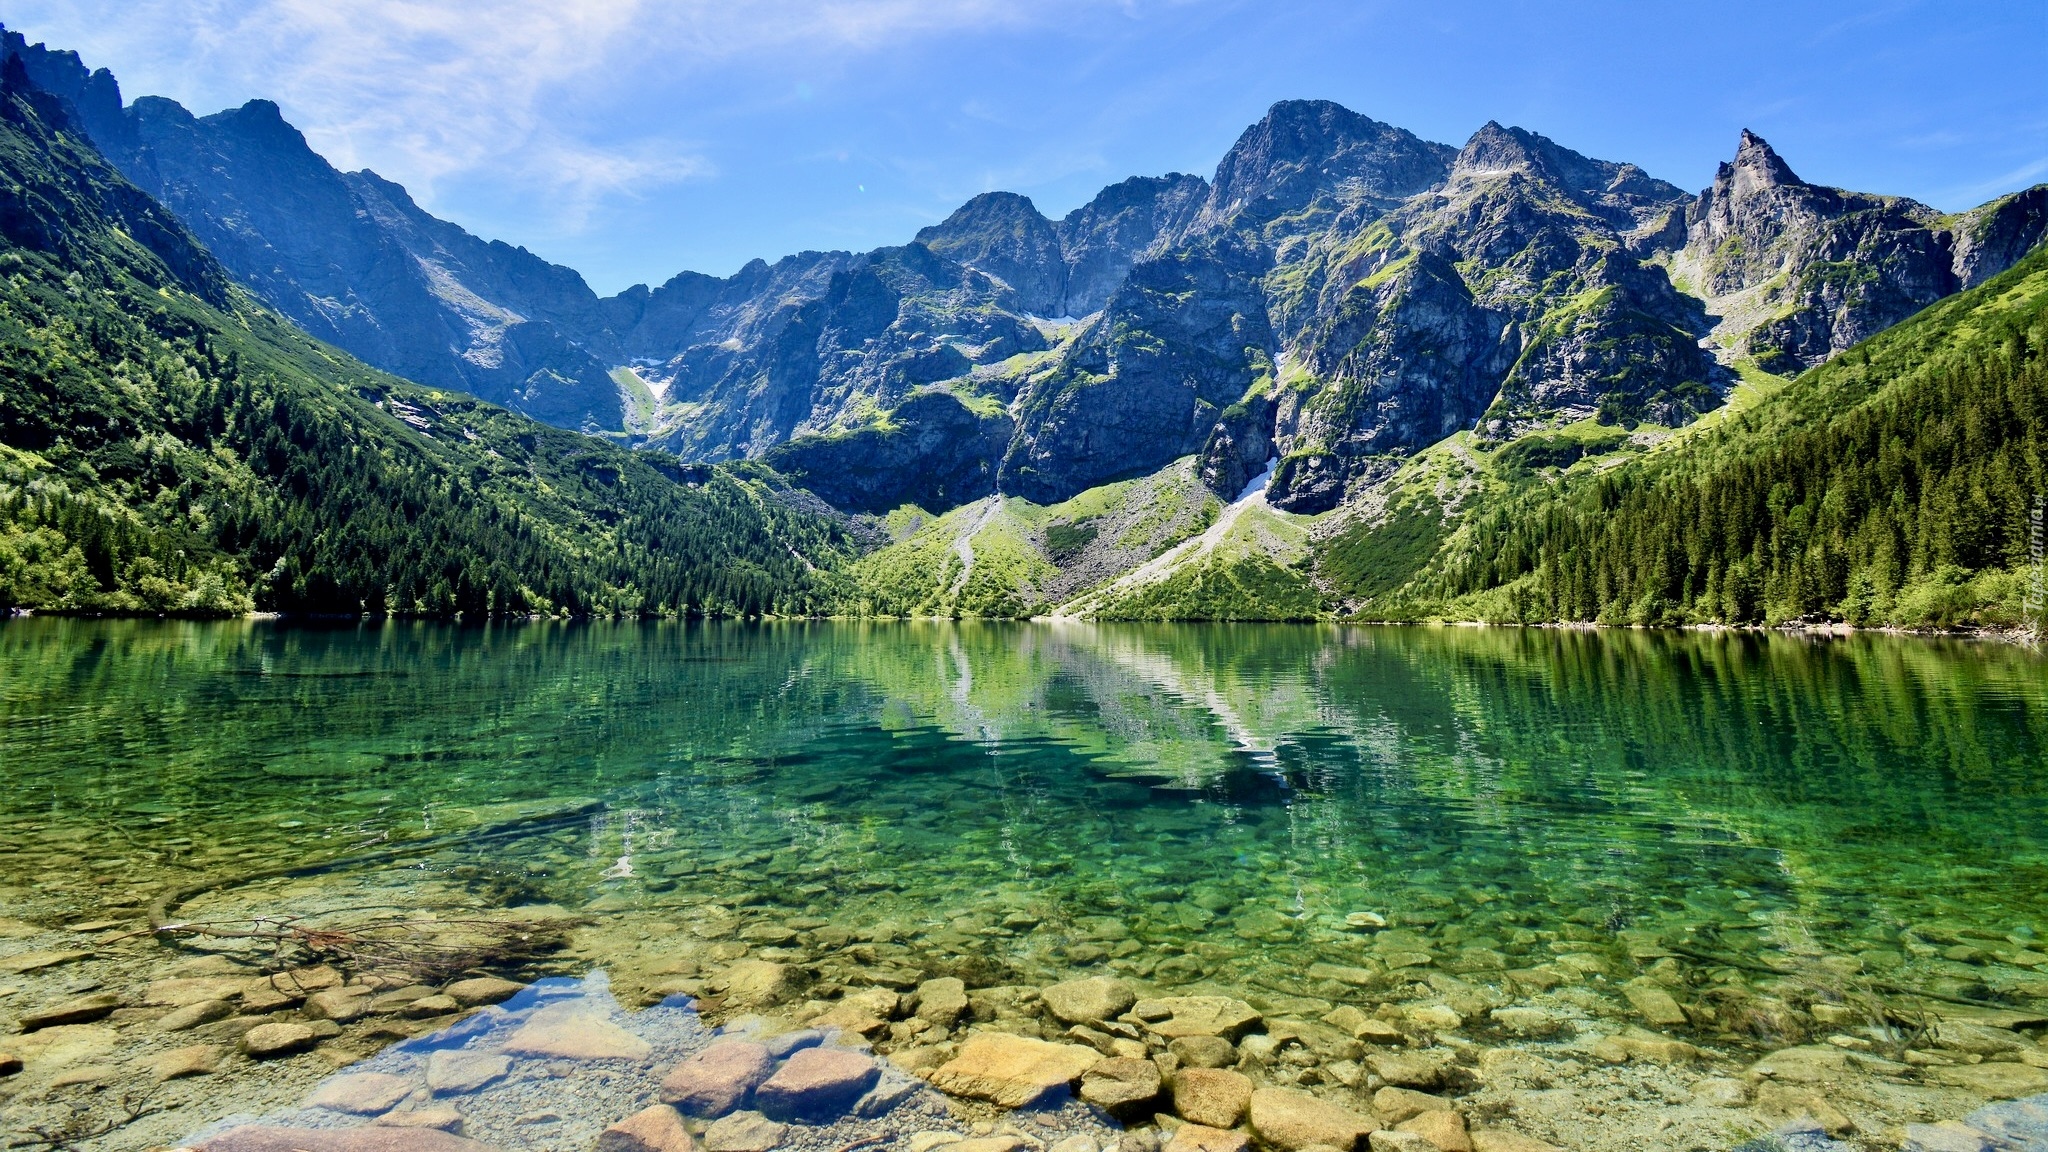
<box><xmin>0</xmin><ymin>60</ymin><xmax>851</xmax><ymax>617</ymax></box>
<box><xmin>1401</xmin><ymin>245</ymin><xmax>2048</xmax><ymax>628</ymax></box>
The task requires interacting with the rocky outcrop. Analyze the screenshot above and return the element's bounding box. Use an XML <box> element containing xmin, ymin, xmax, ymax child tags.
<box><xmin>1001</xmin><ymin>240</ymin><xmax>1274</xmax><ymax>503</ymax></box>
<box><xmin>760</xmin><ymin>390</ymin><xmax>1012</xmax><ymax>514</ymax></box>
<box><xmin>915</xmin><ymin>176</ymin><xmax>1210</xmax><ymax>318</ymax></box>
<box><xmin>1197</xmin><ymin>100</ymin><xmax>1455</xmax><ymax>233</ymax></box>
<box><xmin>916</xmin><ymin>192</ymin><xmax>1068</xmax><ymax>316</ymax></box>
<box><xmin>1676</xmin><ymin>130</ymin><xmax>1961</xmax><ymax>373</ymax></box>
<box><xmin>1951</xmin><ymin>185</ymin><xmax>2048</xmax><ymax>290</ymax></box>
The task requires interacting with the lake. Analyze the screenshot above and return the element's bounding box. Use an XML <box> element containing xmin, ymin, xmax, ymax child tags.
<box><xmin>2</xmin><ymin>619</ymin><xmax>2045</xmax><ymax>1150</ymax></box>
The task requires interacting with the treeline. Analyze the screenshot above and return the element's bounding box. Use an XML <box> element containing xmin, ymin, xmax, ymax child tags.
<box><xmin>0</xmin><ymin>66</ymin><xmax>849</xmax><ymax>618</ymax></box>
<box><xmin>1418</xmin><ymin>246</ymin><xmax>2048</xmax><ymax>628</ymax></box>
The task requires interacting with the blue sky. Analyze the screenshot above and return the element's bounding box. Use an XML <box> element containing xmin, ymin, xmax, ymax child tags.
<box><xmin>9</xmin><ymin>0</ymin><xmax>2046</xmax><ymax>295</ymax></box>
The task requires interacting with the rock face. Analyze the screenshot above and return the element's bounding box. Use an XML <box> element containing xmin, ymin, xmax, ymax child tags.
<box><xmin>927</xmin><ymin>1032</ymin><xmax>1103</xmax><ymax>1108</ymax></box>
<box><xmin>762</xmin><ymin>390</ymin><xmax>1012</xmax><ymax>514</ymax></box>
<box><xmin>1670</xmin><ymin>129</ymin><xmax>2048</xmax><ymax>374</ymax></box>
<box><xmin>13</xmin><ymin>28</ymin><xmax>2047</xmax><ymax>523</ymax></box>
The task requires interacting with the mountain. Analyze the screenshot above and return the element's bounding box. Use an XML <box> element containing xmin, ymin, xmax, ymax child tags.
<box><xmin>8</xmin><ymin>23</ymin><xmax>2047</xmax><ymax>628</ymax></box>
<box><xmin>0</xmin><ymin>49</ymin><xmax>849</xmax><ymax>617</ymax></box>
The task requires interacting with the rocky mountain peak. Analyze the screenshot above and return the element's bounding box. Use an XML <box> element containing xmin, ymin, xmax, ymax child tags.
<box><xmin>1202</xmin><ymin>99</ymin><xmax>1454</xmax><ymax>227</ymax></box>
<box><xmin>914</xmin><ymin>191</ymin><xmax>1064</xmax><ymax>314</ymax></box>
<box><xmin>1722</xmin><ymin>129</ymin><xmax>1803</xmax><ymax>198</ymax></box>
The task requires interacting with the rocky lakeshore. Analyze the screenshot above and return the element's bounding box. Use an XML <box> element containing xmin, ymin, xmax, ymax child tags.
<box><xmin>4</xmin><ymin>861</ymin><xmax>2048</xmax><ymax>1152</ymax></box>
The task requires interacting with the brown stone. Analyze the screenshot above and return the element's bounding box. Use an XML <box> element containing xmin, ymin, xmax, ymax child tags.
<box><xmin>1041</xmin><ymin>977</ymin><xmax>1138</xmax><ymax>1026</ymax></box>
<box><xmin>503</xmin><ymin>1004</ymin><xmax>652</xmax><ymax>1061</ymax></box>
<box><xmin>1371</xmin><ymin>1088</ymin><xmax>1449</xmax><ymax>1126</ymax></box>
<box><xmin>1365</xmin><ymin>1051</ymin><xmax>1453</xmax><ymax>1091</ymax></box>
<box><xmin>159</xmin><ymin>998</ymin><xmax>237</xmax><ymax>1032</ymax></box>
<box><xmin>0</xmin><ymin>1051</ymin><xmax>23</xmax><ymax>1077</ymax></box>
<box><xmin>1174</xmin><ymin>1068</ymin><xmax>1254</xmax><ymax>1128</ymax></box>
<box><xmin>1621</xmin><ymin>981</ymin><xmax>1688</xmax><ymax>1028</ymax></box>
<box><xmin>404</xmin><ymin>995</ymin><xmax>460</xmax><ymax>1019</ymax></box>
<box><xmin>1928</xmin><ymin>1061</ymin><xmax>2048</xmax><ymax>1098</ymax></box>
<box><xmin>660</xmin><ymin>1041</ymin><xmax>775</xmax><ymax>1118</ymax></box>
<box><xmin>711</xmin><ymin>961</ymin><xmax>802</xmax><ymax>1007</ymax></box>
<box><xmin>0</xmin><ymin>950</ymin><xmax>90</xmax><ymax>974</ymax></box>
<box><xmin>1134</xmin><ymin>997</ymin><xmax>1263</xmax><ymax>1042</ymax></box>
<box><xmin>928</xmin><ymin>1032</ymin><xmax>1102</xmax><ymax>1108</ymax></box>
<box><xmin>703</xmin><ymin>1111</ymin><xmax>787</xmax><ymax>1152</ymax></box>
<box><xmin>427</xmin><ymin>1051</ymin><xmax>510</xmax><ymax>1095</ymax></box>
<box><xmin>242</xmin><ymin>1022</ymin><xmax>320</xmax><ymax>1059</ymax></box>
<box><xmin>1248</xmin><ymin>1086</ymin><xmax>1379</xmax><ymax>1152</ymax></box>
<box><xmin>305</xmin><ymin>988</ymin><xmax>373</xmax><ymax>1023</ymax></box>
<box><xmin>1395</xmin><ymin>1111</ymin><xmax>1471</xmax><ymax>1152</ymax></box>
<box><xmin>1163</xmin><ymin>1125</ymin><xmax>1251</xmax><ymax>1152</ymax></box>
<box><xmin>443</xmin><ymin>977</ymin><xmax>525</xmax><ymax>1007</ymax></box>
<box><xmin>1170</xmin><ymin>1035</ymin><xmax>1237</xmax><ymax>1069</ymax></box>
<box><xmin>913</xmin><ymin>978</ymin><xmax>969</xmax><ymax>1026</ymax></box>
<box><xmin>754</xmin><ymin>1047</ymin><xmax>880</xmax><ymax>1121</ymax></box>
<box><xmin>143</xmin><ymin>1043</ymin><xmax>220</xmax><ymax>1082</ymax></box>
<box><xmin>144</xmin><ymin>976</ymin><xmax>249</xmax><ymax>1007</ymax></box>
<box><xmin>22</xmin><ymin>991</ymin><xmax>122</xmax><ymax>1030</ymax></box>
<box><xmin>308</xmin><ymin>1072</ymin><xmax>418</xmax><ymax>1114</ymax></box>
<box><xmin>1078</xmin><ymin>1056</ymin><xmax>1162</xmax><ymax>1119</ymax></box>
<box><xmin>598</xmin><ymin>1104</ymin><xmax>696</xmax><ymax>1152</ymax></box>
<box><xmin>198</xmin><ymin>1125</ymin><xmax>498</xmax><ymax>1152</ymax></box>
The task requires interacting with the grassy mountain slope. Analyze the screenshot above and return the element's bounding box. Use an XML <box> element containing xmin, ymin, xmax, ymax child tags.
<box><xmin>1367</xmin><ymin>243</ymin><xmax>2048</xmax><ymax>628</ymax></box>
<box><xmin>0</xmin><ymin>62</ymin><xmax>850</xmax><ymax>617</ymax></box>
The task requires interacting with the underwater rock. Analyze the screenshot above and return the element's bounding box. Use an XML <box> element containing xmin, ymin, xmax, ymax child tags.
<box><xmin>308</xmin><ymin>1072</ymin><xmax>418</xmax><ymax>1114</ymax></box>
<box><xmin>1163</xmin><ymin>1124</ymin><xmax>1251</xmax><ymax>1152</ymax></box>
<box><xmin>427</xmin><ymin>1051</ymin><xmax>510</xmax><ymax>1095</ymax></box>
<box><xmin>1371</xmin><ymin>1087</ymin><xmax>1449</xmax><ymax>1125</ymax></box>
<box><xmin>146</xmin><ymin>1043</ymin><xmax>221</xmax><ymax>1081</ymax></box>
<box><xmin>1394</xmin><ymin>1109</ymin><xmax>1471</xmax><ymax>1152</ymax></box>
<box><xmin>443</xmin><ymin>978</ymin><xmax>524</xmax><ymax>1007</ymax></box>
<box><xmin>704</xmin><ymin>1110</ymin><xmax>788</xmax><ymax>1152</ymax></box>
<box><xmin>160</xmin><ymin>999</ymin><xmax>237</xmax><ymax>1032</ymax></box>
<box><xmin>198</xmin><ymin>1126</ymin><xmax>498</xmax><ymax>1152</ymax></box>
<box><xmin>1077</xmin><ymin>1056</ymin><xmax>1161</xmax><ymax>1119</ymax></box>
<box><xmin>598</xmin><ymin>1104</ymin><xmax>696</xmax><ymax>1152</ymax></box>
<box><xmin>1134</xmin><ymin>996</ymin><xmax>1263</xmax><ymax>1041</ymax></box>
<box><xmin>241</xmin><ymin>1021</ymin><xmax>320</xmax><ymax>1058</ymax></box>
<box><xmin>1248</xmin><ymin>1085</ymin><xmax>1379</xmax><ymax>1151</ymax></box>
<box><xmin>502</xmin><ymin>1004</ymin><xmax>652</xmax><ymax>1061</ymax></box>
<box><xmin>913</xmin><ymin>978</ymin><xmax>970</xmax><ymax>1026</ymax></box>
<box><xmin>754</xmin><ymin>1047</ymin><xmax>880</xmax><ymax>1121</ymax></box>
<box><xmin>1168</xmin><ymin>1036</ymin><xmax>1237</xmax><ymax>1069</ymax></box>
<box><xmin>660</xmin><ymin>1040</ymin><xmax>775</xmax><ymax>1117</ymax></box>
<box><xmin>1043</xmin><ymin>977</ymin><xmax>1138</xmax><ymax>1026</ymax></box>
<box><xmin>21</xmin><ymin>990</ymin><xmax>122</xmax><ymax>1030</ymax></box>
<box><xmin>1173</xmin><ymin>1067</ymin><xmax>1253</xmax><ymax>1127</ymax></box>
<box><xmin>928</xmin><ymin>1032</ymin><xmax>1102</xmax><ymax>1107</ymax></box>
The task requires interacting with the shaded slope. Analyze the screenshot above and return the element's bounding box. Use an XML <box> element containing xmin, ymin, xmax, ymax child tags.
<box><xmin>0</xmin><ymin>58</ymin><xmax>849</xmax><ymax>617</ymax></box>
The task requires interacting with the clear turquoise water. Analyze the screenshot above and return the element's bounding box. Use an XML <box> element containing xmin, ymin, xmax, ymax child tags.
<box><xmin>3</xmin><ymin>618</ymin><xmax>2046</xmax><ymax>1026</ymax></box>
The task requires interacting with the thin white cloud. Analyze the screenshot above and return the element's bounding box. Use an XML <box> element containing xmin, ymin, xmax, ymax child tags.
<box><xmin>2</xmin><ymin>0</ymin><xmax>1101</xmax><ymax>226</ymax></box>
